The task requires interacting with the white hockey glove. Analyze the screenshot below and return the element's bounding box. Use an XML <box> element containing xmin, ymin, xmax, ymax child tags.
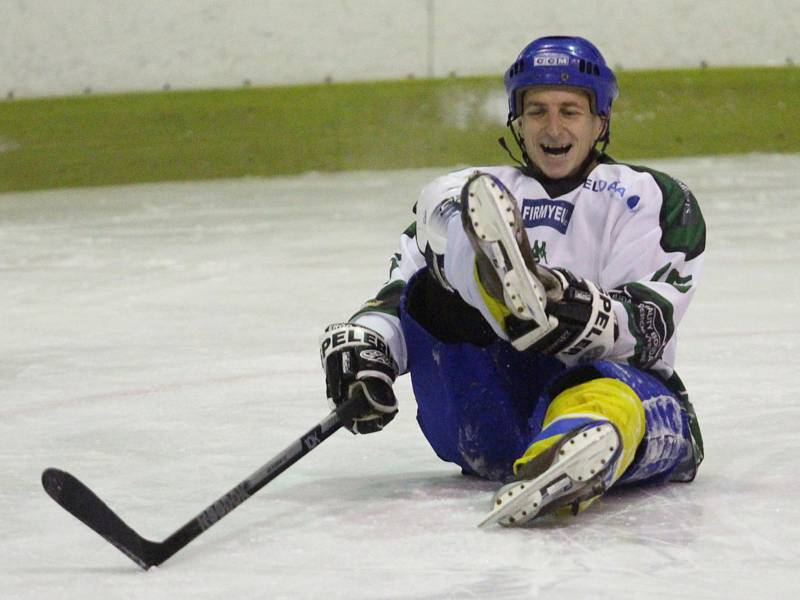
<box><xmin>512</xmin><ymin>267</ymin><xmax>617</xmax><ymax>366</ymax></box>
<box><xmin>319</xmin><ymin>323</ymin><xmax>399</xmax><ymax>434</ymax></box>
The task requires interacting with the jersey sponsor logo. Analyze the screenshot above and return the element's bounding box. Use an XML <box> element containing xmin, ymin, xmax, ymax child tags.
<box><xmin>611</xmin><ymin>290</ymin><xmax>668</xmax><ymax>367</ymax></box>
<box><xmin>534</xmin><ymin>54</ymin><xmax>570</xmax><ymax>66</ymax></box>
<box><xmin>584</xmin><ymin>178</ymin><xmax>641</xmax><ymax>211</ymax></box>
<box><xmin>532</xmin><ymin>240</ymin><xmax>548</xmax><ymax>263</ymax></box>
<box><xmin>521</xmin><ymin>198</ymin><xmax>573</xmax><ymax>233</ymax></box>
<box><xmin>633</xmin><ymin>300</ymin><xmax>667</xmax><ymax>366</ymax></box>
<box><xmin>583</xmin><ymin>177</ymin><xmax>627</xmax><ymax>197</ymax></box>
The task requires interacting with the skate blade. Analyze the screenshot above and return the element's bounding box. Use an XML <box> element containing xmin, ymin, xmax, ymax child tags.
<box><xmin>478</xmin><ymin>423</ymin><xmax>620</xmax><ymax>528</ymax></box>
<box><xmin>464</xmin><ymin>174</ymin><xmax>553</xmax><ymax>339</ymax></box>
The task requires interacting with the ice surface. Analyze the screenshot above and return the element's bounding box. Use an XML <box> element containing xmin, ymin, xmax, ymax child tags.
<box><xmin>2</xmin><ymin>154</ymin><xmax>799</xmax><ymax>599</ymax></box>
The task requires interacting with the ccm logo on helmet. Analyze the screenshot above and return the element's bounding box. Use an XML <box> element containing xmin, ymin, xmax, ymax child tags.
<box><xmin>534</xmin><ymin>54</ymin><xmax>569</xmax><ymax>66</ymax></box>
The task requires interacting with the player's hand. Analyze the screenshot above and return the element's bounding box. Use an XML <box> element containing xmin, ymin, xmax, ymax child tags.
<box><xmin>319</xmin><ymin>323</ymin><xmax>398</xmax><ymax>434</ymax></box>
<box><xmin>525</xmin><ymin>267</ymin><xmax>618</xmax><ymax>365</ymax></box>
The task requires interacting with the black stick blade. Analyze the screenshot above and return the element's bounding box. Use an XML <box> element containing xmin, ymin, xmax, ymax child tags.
<box><xmin>42</xmin><ymin>468</ymin><xmax>162</xmax><ymax>569</ymax></box>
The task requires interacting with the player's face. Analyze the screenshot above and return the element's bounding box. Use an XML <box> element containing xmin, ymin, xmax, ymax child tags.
<box><xmin>518</xmin><ymin>87</ymin><xmax>606</xmax><ymax>179</ymax></box>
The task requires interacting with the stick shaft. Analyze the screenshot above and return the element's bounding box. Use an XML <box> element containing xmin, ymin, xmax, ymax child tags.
<box><xmin>158</xmin><ymin>408</ymin><xmax>345</xmax><ymax>561</ymax></box>
<box><xmin>43</xmin><ymin>398</ymin><xmax>359</xmax><ymax>568</ymax></box>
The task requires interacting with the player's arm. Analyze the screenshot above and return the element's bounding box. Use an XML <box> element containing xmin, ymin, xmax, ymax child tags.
<box><xmin>346</xmin><ymin>169</ymin><xmax>472</xmax><ymax>369</ymax></box>
<box><xmin>524</xmin><ymin>172</ymin><xmax>705</xmax><ymax>370</ymax></box>
<box><xmin>602</xmin><ymin>173</ymin><xmax>706</xmax><ymax>370</ymax></box>
<box><xmin>349</xmin><ymin>221</ymin><xmax>426</xmax><ymax>374</ymax></box>
<box><xmin>319</xmin><ymin>221</ymin><xmax>425</xmax><ymax>434</ymax></box>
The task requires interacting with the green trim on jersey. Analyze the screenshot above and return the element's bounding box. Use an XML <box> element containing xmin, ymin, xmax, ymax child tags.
<box><xmin>651</xmin><ymin>262</ymin><xmax>694</xmax><ymax>293</ymax></box>
<box><xmin>651</xmin><ymin>262</ymin><xmax>671</xmax><ymax>282</ymax></box>
<box><xmin>389</xmin><ymin>252</ymin><xmax>402</xmax><ymax>278</ymax></box>
<box><xmin>602</xmin><ymin>156</ymin><xmax>706</xmax><ymax>261</ymax></box>
<box><xmin>350</xmin><ymin>280</ymin><xmax>405</xmax><ymax>321</ymax></box>
<box><xmin>352</xmin><ymin>221</ymin><xmax>416</xmax><ymax>321</ymax></box>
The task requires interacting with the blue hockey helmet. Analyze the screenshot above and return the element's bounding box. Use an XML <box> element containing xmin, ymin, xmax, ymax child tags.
<box><xmin>504</xmin><ymin>36</ymin><xmax>619</xmax><ymax>123</ymax></box>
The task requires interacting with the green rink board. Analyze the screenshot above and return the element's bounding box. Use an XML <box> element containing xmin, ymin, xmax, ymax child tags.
<box><xmin>0</xmin><ymin>66</ymin><xmax>797</xmax><ymax>192</ymax></box>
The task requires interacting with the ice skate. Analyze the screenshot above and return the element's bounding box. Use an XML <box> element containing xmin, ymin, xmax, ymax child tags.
<box><xmin>478</xmin><ymin>422</ymin><xmax>621</xmax><ymax>528</ymax></box>
<box><xmin>460</xmin><ymin>172</ymin><xmax>557</xmax><ymax>348</ymax></box>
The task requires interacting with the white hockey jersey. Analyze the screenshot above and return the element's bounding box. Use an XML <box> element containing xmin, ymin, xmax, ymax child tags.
<box><xmin>353</xmin><ymin>156</ymin><xmax>706</xmax><ymax>382</ymax></box>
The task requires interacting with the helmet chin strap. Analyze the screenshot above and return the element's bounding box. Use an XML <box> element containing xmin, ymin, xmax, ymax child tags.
<box><xmin>497</xmin><ymin>135</ymin><xmax>527</xmax><ymax>168</ymax></box>
<box><xmin>597</xmin><ymin>116</ymin><xmax>611</xmax><ymax>154</ymax></box>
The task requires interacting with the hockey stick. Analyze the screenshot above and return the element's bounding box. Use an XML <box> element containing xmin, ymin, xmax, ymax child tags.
<box><xmin>41</xmin><ymin>397</ymin><xmax>362</xmax><ymax>569</ymax></box>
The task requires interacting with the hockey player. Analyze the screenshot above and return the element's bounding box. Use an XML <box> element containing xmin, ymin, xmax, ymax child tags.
<box><xmin>319</xmin><ymin>36</ymin><xmax>705</xmax><ymax>526</ymax></box>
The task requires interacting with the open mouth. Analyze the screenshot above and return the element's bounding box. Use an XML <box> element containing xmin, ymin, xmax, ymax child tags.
<box><xmin>541</xmin><ymin>144</ymin><xmax>572</xmax><ymax>156</ymax></box>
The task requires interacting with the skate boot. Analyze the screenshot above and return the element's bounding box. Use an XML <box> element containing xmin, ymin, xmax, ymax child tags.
<box><xmin>460</xmin><ymin>172</ymin><xmax>557</xmax><ymax>349</ymax></box>
<box><xmin>478</xmin><ymin>378</ymin><xmax>646</xmax><ymax>528</ymax></box>
<box><xmin>478</xmin><ymin>421</ymin><xmax>621</xmax><ymax>527</ymax></box>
